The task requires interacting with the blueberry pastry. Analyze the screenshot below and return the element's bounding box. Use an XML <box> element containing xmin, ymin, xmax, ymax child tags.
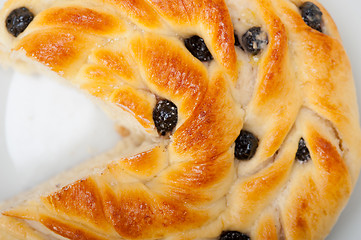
<box><xmin>0</xmin><ymin>0</ymin><xmax>360</xmax><ymax>239</ymax></box>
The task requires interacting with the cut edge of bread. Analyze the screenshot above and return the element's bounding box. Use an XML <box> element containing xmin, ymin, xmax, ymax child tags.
<box><xmin>0</xmin><ymin>43</ymin><xmax>154</xmax><ymax>138</ymax></box>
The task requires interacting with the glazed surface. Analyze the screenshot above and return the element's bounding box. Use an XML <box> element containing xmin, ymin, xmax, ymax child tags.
<box><xmin>0</xmin><ymin>0</ymin><xmax>360</xmax><ymax>239</ymax></box>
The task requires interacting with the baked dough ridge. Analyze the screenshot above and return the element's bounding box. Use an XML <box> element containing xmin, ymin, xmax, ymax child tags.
<box><xmin>0</xmin><ymin>0</ymin><xmax>360</xmax><ymax>239</ymax></box>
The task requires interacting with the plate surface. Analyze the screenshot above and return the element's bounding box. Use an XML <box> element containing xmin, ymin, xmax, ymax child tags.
<box><xmin>0</xmin><ymin>0</ymin><xmax>361</xmax><ymax>239</ymax></box>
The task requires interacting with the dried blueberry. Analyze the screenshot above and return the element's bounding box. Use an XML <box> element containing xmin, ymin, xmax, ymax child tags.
<box><xmin>300</xmin><ymin>2</ymin><xmax>323</xmax><ymax>32</ymax></box>
<box><xmin>6</xmin><ymin>7</ymin><xmax>34</xmax><ymax>37</ymax></box>
<box><xmin>184</xmin><ymin>35</ymin><xmax>213</xmax><ymax>62</ymax></box>
<box><xmin>153</xmin><ymin>99</ymin><xmax>178</xmax><ymax>136</ymax></box>
<box><xmin>241</xmin><ymin>27</ymin><xmax>268</xmax><ymax>55</ymax></box>
<box><xmin>296</xmin><ymin>138</ymin><xmax>311</xmax><ymax>162</ymax></box>
<box><xmin>234</xmin><ymin>130</ymin><xmax>259</xmax><ymax>160</ymax></box>
<box><xmin>219</xmin><ymin>231</ymin><xmax>250</xmax><ymax>240</ymax></box>
<box><xmin>234</xmin><ymin>33</ymin><xmax>241</xmax><ymax>47</ymax></box>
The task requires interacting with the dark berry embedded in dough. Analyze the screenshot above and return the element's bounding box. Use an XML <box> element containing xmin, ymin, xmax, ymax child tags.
<box><xmin>241</xmin><ymin>27</ymin><xmax>268</xmax><ymax>55</ymax></box>
<box><xmin>300</xmin><ymin>2</ymin><xmax>323</xmax><ymax>32</ymax></box>
<box><xmin>153</xmin><ymin>99</ymin><xmax>178</xmax><ymax>136</ymax></box>
<box><xmin>184</xmin><ymin>35</ymin><xmax>213</xmax><ymax>62</ymax></box>
<box><xmin>234</xmin><ymin>130</ymin><xmax>259</xmax><ymax>160</ymax></box>
<box><xmin>234</xmin><ymin>33</ymin><xmax>241</xmax><ymax>47</ymax></box>
<box><xmin>219</xmin><ymin>231</ymin><xmax>251</xmax><ymax>240</ymax></box>
<box><xmin>6</xmin><ymin>7</ymin><xmax>34</xmax><ymax>37</ymax></box>
<box><xmin>296</xmin><ymin>138</ymin><xmax>311</xmax><ymax>162</ymax></box>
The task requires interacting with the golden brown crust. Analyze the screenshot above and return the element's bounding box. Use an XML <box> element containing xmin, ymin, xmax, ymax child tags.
<box><xmin>246</xmin><ymin>0</ymin><xmax>302</xmax><ymax>161</ymax></box>
<box><xmin>43</xmin><ymin>178</ymin><xmax>108</xmax><ymax>228</ymax></box>
<box><xmin>91</xmin><ymin>49</ymin><xmax>140</xmax><ymax>87</ymax></box>
<box><xmin>110</xmin><ymin>86</ymin><xmax>155</xmax><ymax>129</ymax></box>
<box><xmin>99</xmin><ymin>185</ymin><xmax>207</xmax><ymax>239</ymax></box>
<box><xmin>146</xmin><ymin>0</ymin><xmax>237</xmax><ymax>77</ymax></box>
<box><xmin>105</xmin><ymin>0</ymin><xmax>162</xmax><ymax>29</ymax></box>
<box><xmin>0</xmin><ymin>0</ymin><xmax>360</xmax><ymax>239</ymax></box>
<box><xmin>40</xmin><ymin>216</ymin><xmax>108</xmax><ymax>240</ymax></box>
<box><xmin>253</xmin><ymin>212</ymin><xmax>278</xmax><ymax>240</ymax></box>
<box><xmin>172</xmin><ymin>73</ymin><xmax>242</xmax><ymax>160</ymax></box>
<box><xmin>110</xmin><ymin>146</ymin><xmax>167</xmax><ymax>179</ymax></box>
<box><xmin>280</xmin><ymin>119</ymin><xmax>352</xmax><ymax>240</ymax></box>
<box><xmin>130</xmin><ymin>35</ymin><xmax>209</xmax><ymax>119</ymax></box>
<box><xmin>15</xmin><ymin>29</ymin><xmax>93</xmax><ymax>75</ymax></box>
<box><xmin>12</xmin><ymin>146</ymin><xmax>213</xmax><ymax>239</ymax></box>
<box><xmin>33</xmin><ymin>6</ymin><xmax>125</xmax><ymax>35</ymax></box>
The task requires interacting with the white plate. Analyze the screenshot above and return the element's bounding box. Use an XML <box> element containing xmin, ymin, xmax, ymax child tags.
<box><xmin>0</xmin><ymin>0</ymin><xmax>361</xmax><ymax>239</ymax></box>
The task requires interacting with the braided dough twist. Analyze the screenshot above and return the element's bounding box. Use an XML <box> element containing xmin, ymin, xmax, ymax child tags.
<box><xmin>0</xmin><ymin>0</ymin><xmax>360</xmax><ymax>239</ymax></box>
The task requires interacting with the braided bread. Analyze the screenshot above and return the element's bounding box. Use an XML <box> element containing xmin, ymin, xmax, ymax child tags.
<box><xmin>0</xmin><ymin>0</ymin><xmax>360</xmax><ymax>239</ymax></box>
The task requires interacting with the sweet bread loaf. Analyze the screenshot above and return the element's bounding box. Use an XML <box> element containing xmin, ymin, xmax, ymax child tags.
<box><xmin>0</xmin><ymin>0</ymin><xmax>360</xmax><ymax>239</ymax></box>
